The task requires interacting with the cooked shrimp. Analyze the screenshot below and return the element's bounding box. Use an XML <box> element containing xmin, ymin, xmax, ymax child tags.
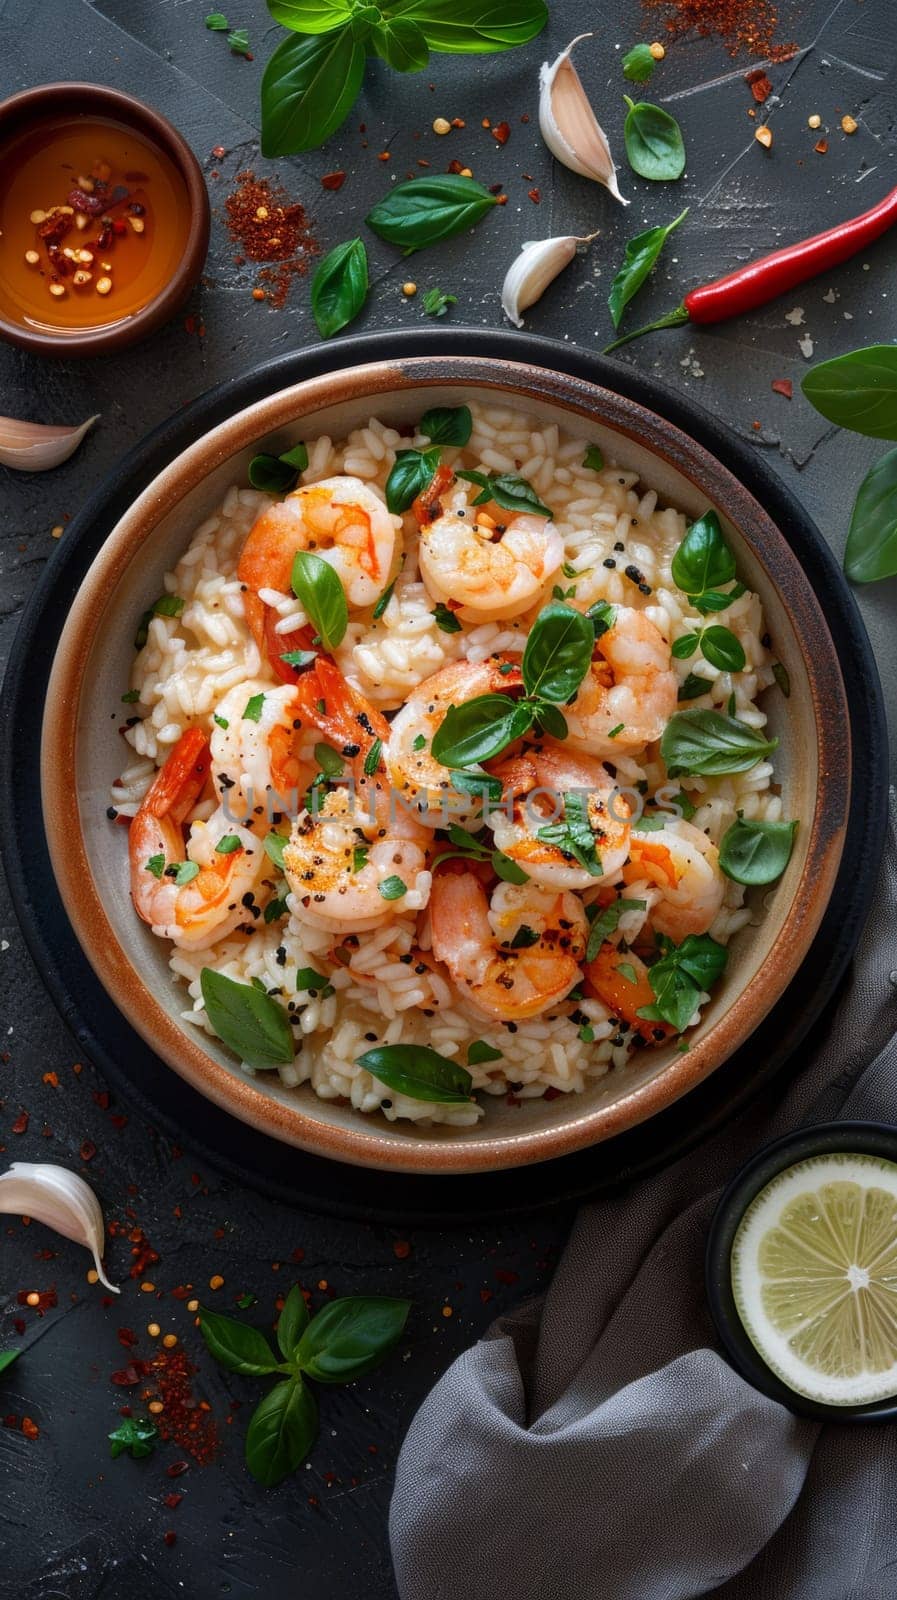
<box><xmin>387</xmin><ymin>657</ymin><xmax>523</xmax><ymax>826</ymax></box>
<box><xmin>429</xmin><ymin>869</ymin><xmax>587</xmax><ymax>1021</ymax></box>
<box><xmin>487</xmin><ymin>740</ymin><xmax>631</xmax><ymax>890</ymax></box>
<box><xmin>209</xmin><ymin>679</ymin><xmax>310</xmax><ymax>823</ymax></box>
<box><xmin>624</xmin><ymin>817</ymin><xmax>725</xmax><ymax>941</ymax></box>
<box><xmin>418</xmin><ymin>481</ymin><xmax>563</xmax><ymax>622</ymax></box>
<box><xmin>237</xmin><ymin>475</ymin><xmax>399</xmax><ymax>659</ymax></box>
<box><xmin>281</xmin><ymin>657</ymin><xmax>430</xmax><ymax>933</ymax></box>
<box><xmin>129</xmin><ymin>728</ymin><xmax>270</xmax><ymax>951</ymax></box>
<box><xmin>282</xmin><ymin>786</ymin><xmax>431</xmax><ymax>934</ymax></box>
<box><xmin>584</xmin><ymin>946</ymin><xmax>675</xmax><ymax>1044</ymax></box>
<box><xmin>564</xmin><ymin>605</ymin><xmax>678</xmax><ymax>757</ymax></box>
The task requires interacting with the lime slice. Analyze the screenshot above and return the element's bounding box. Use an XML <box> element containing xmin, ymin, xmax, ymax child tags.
<box><xmin>731</xmin><ymin>1152</ymin><xmax>897</xmax><ymax>1405</ymax></box>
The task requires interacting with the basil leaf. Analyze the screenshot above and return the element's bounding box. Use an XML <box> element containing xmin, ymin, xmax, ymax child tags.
<box><xmin>431</xmin><ymin>694</ymin><xmax>534</xmax><ymax>767</ymax></box>
<box><xmin>534</xmin><ymin>701</ymin><xmax>568</xmax><ymax>740</ymax></box>
<box><xmin>671</xmin><ymin>511</ymin><xmax>735</xmax><ymax>594</ymax></box>
<box><xmin>228</xmin><ymin>27</ymin><xmax>251</xmax><ymax>54</ymax></box>
<box><xmin>200</xmin><ymin>968</ymin><xmax>294</xmax><ymax>1069</ymax></box>
<box><xmin>386</xmin><ymin>446</ymin><xmax>441</xmax><ymax>514</ymax></box>
<box><xmin>295</xmin><ymin>1296</ymin><xmax>410</xmax><ymax>1383</ymax></box>
<box><xmin>521</xmin><ymin>601</ymin><xmax>594</xmax><ymax>703</ymax></box>
<box><xmin>366</xmin><ymin>174</ymin><xmax>498</xmax><ymax>253</ymax></box>
<box><xmin>310</xmin><ymin>238</ymin><xmax>368</xmax><ymax>339</ymax></box>
<box><xmin>356</xmin><ymin>1043</ymin><xmax>473</xmax><ymax>1104</ymax></box>
<box><xmin>0</xmin><ymin>1349</ymin><xmax>21</xmax><ymax>1376</ymax></box>
<box><xmin>264</xmin><ymin>831</ymin><xmax>288</xmax><ymax>869</ymax></box>
<box><xmin>277</xmin><ymin>1283</ymin><xmax>310</xmax><ymax>1360</ymax></box>
<box><xmin>363</xmin><ymin>736</ymin><xmax>383</xmax><ymax>776</ymax></box>
<box><xmin>719</xmin><ymin>817</ymin><xmax>798</xmax><ymax>885</ymax></box>
<box><xmin>700</xmin><ymin>626</ymin><xmax>746</xmax><ymax>673</ymax></box>
<box><xmin>608</xmin><ymin>207</ymin><xmax>688</xmax><ymax>329</ymax></box>
<box><xmin>422</xmin><ymin>287</ymin><xmax>457</xmax><ymax>316</ymax></box>
<box><xmin>622</xmin><ymin>41</ymin><xmax>656</xmax><ymax>82</ymax></box>
<box><xmin>583</xmin><ymin>445</ymin><xmax>604</xmax><ymax>471</ymax></box>
<box><xmin>492</xmin><ymin>850</ymin><xmax>529</xmax><ymax>884</ymax></box>
<box><xmin>371</xmin><ymin>15</ymin><xmax>429</xmax><ymax>70</ymax></box>
<box><xmin>623</xmin><ymin>96</ymin><xmax>686</xmax><ymax>181</ymax></box>
<box><xmin>679</xmin><ymin>672</ymin><xmax>710</xmax><ymax>701</ymax></box>
<box><xmin>268</xmin><ymin>0</ymin><xmax>352</xmax><ymax>30</ymax></box>
<box><xmin>537</xmin><ymin>791</ymin><xmax>602</xmax><ymax>876</ymax></box>
<box><xmin>675</xmin><ymin>932</ymin><xmax>729</xmax><ymax>989</ymax></box>
<box><xmin>387</xmin><ymin>0</ymin><xmax>547</xmax><ymax>51</ymax></box>
<box><xmin>205</xmin><ymin>12</ymin><xmax>229</xmax><ymax>28</ymax></box>
<box><xmin>585</xmin><ymin>896</ymin><xmax>646</xmax><ymax>962</ymax></box>
<box><xmin>801</xmin><ymin>345</ymin><xmax>897</xmax><ymax>441</ymax></box>
<box><xmin>451</xmin><ymin>769</ymin><xmax>503</xmax><ymax>803</ymax></box>
<box><xmin>585</xmin><ymin>600</ymin><xmax>615</xmax><ymax>638</ymax></box>
<box><xmin>671</xmin><ymin>633</ymin><xmax>699</xmax><ymax>660</ymax></box>
<box><xmin>109</xmin><ymin>1418</ymin><xmax>158</xmax><ymax>1459</ymax></box>
<box><xmin>467</xmin><ymin>1040</ymin><xmax>502</xmax><ymax>1064</ymax></box>
<box><xmin>372</xmin><ymin>577</ymin><xmax>396</xmax><ymax>620</ymax></box>
<box><xmin>660</xmin><ymin>710</ymin><xmax>778</xmax><ymax>775</ymax></box>
<box><xmin>199</xmin><ymin>1307</ymin><xmax>283</xmax><ymax>1376</ymax></box>
<box><xmin>243</xmin><ymin>693</ymin><xmax>265</xmax><ymax>723</ymax></box>
<box><xmin>173</xmin><ymin>860</ymin><xmax>200</xmax><ymax>886</ymax></box>
<box><xmin>260</xmin><ymin>26</ymin><xmax>366</xmax><ymax>157</ymax></box>
<box><xmin>145</xmin><ymin>853</ymin><xmax>165</xmax><ymax>879</ymax></box>
<box><xmin>216</xmin><ymin>834</ymin><xmax>241</xmax><ymax>854</ymax></box>
<box><xmin>844</xmin><ymin>445</ymin><xmax>897</xmax><ymax>583</ymax></box>
<box><xmin>432</xmin><ymin>601</ymin><xmax>462</xmax><ymax>633</ymax></box>
<box><xmin>772</xmin><ymin>661</ymin><xmax>791</xmax><ymax>698</ymax></box>
<box><xmin>419</xmin><ymin>404</ymin><xmax>472</xmax><ymax>446</ymax></box>
<box><xmin>456</xmin><ymin>468</ymin><xmax>551</xmax><ymax>517</ymax></box>
<box><xmin>248</xmin><ymin>443</ymin><xmax>309</xmax><ymax>494</ymax></box>
<box><xmin>638</xmin><ymin>934</ymin><xmax>728</xmax><ymax>1031</ymax></box>
<box><xmin>296</xmin><ymin>966</ymin><xmax>329</xmax><ymax>993</ymax></box>
<box><xmin>693</xmin><ymin>589</ymin><xmax>739</xmax><ymax>615</ymax></box>
<box><xmin>291</xmin><ymin>549</ymin><xmax>348</xmax><ymax>649</ymax></box>
<box><xmin>245</xmin><ymin>1377</ymin><xmax>317</xmax><ymax>1487</ymax></box>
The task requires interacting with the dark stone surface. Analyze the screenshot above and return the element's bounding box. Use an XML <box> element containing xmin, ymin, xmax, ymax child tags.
<box><xmin>0</xmin><ymin>1</ymin><xmax>894</xmax><ymax>1594</ymax></box>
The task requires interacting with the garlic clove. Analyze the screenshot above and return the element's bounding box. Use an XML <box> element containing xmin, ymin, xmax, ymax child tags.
<box><xmin>0</xmin><ymin>413</ymin><xmax>98</xmax><ymax>473</ymax></box>
<box><xmin>501</xmin><ymin>232</ymin><xmax>600</xmax><ymax>328</ymax></box>
<box><xmin>539</xmin><ymin>34</ymin><xmax>629</xmax><ymax>205</ymax></box>
<box><xmin>0</xmin><ymin>1161</ymin><xmax>119</xmax><ymax>1292</ymax></box>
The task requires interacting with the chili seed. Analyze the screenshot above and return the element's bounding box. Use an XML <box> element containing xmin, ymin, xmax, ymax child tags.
<box><xmin>148</xmin><ymin>1322</ymin><xmax>161</xmax><ymax>1337</ymax></box>
<box><xmin>807</xmin><ymin>114</ymin><xmax>822</xmax><ymax>129</ymax></box>
<box><xmin>24</xmin><ymin>249</ymin><xmax>39</xmax><ymax>266</ymax></box>
<box><xmin>209</xmin><ymin>1275</ymin><xmax>224</xmax><ymax>1290</ymax></box>
<box><xmin>754</xmin><ymin>125</ymin><xmax>773</xmax><ymax>148</ymax></box>
<box><xmin>252</xmin><ymin>287</ymin><xmax>266</xmax><ymax>300</ymax></box>
<box><xmin>841</xmin><ymin>114</ymin><xmax>858</xmax><ymax>134</ymax></box>
<box><xmin>649</xmin><ymin>41</ymin><xmax>665</xmax><ymax>58</ymax></box>
<box><xmin>402</xmin><ymin>281</ymin><xmax>417</xmax><ymax>296</ymax></box>
<box><xmin>86</xmin><ymin>1269</ymin><xmax>99</xmax><ymax>1284</ymax></box>
<box><xmin>140</xmin><ymin>1281</ymin><xmax>156</xmax><ymax>1293</ymax></box>
<box><xmin>186</xmin><ymin>1299</ymin><xmax>199</xmax><ymax>1312</ymax></box>
<box><xmin>25</xmin><ymin>1292</ymin><xmax>40</xmax><ymax>1307</ymax></box>
<box><xmin>96</xmin><ymin>276</ymin><xmax>113</xmax><ymax>295</ymax></box>
<box><xmin>148</xmin><ymin>1400</ymin><xmax>164</xmax><ymax>1415</ymax></box>
<box><xmin>432</xmin><ymin>117</ymin><xmax>451</xmax><ymax>135</ymax></box>
<box><xmin>162</xmin><ymin>1334</ymin><xmax>178</xmax><ymax>1349</ymax></box>
<box><xmin>129</xmin><ymin>216</ymin><xmax>145</xmax><ymax>234</ymax></box>
<box><xmin>48</xmin><ymin>283</ymin><xmax>66</xmax><ymax>298</ymax></box>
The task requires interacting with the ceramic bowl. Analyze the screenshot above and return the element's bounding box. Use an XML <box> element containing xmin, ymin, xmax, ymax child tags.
<box><xmin>0</xmin><ymin>82</ymin><xmax>210</xmax><ymax>357</ymax></box>
<box><xmin>41</xmin><ymin>356</ymin><xmax>851</xmax><ymax>1173</ymax></box>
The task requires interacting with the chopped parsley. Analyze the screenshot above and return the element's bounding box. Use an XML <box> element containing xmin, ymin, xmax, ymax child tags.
<box><xmin>378</xmin><ymin>875</ymin><xmax>407</xmax><ymax>901</ymax></box>
<box><xmin>432</xmin><ymin>602</ymin><xmax>462</xmax><ymax>634</ymax></box>
<box><xmin>243</xmin><ymin>693</ymin><xmax>265</xmax><ymax>722</ymax></box>
<box><xmin>423</xmin><ymin>287</ymin><xmax>458</xmax><ymax>317</ymax></box>
<box><xmin>412</xmin><ymin>734</ymin><xmax>427</xmax><ymax>752</ymax></box>
<box><xmin>372</xmin><ymin>578</ymin><xmax>397</xmax><ymax>621</ymax></box>
<box><xmin>363</xmin><ymin>737</ymin><xmax>383</xmax><ymax>776</ymax></box>
<box><xmin>145</xmin><ymin>853</ymin><xmax>165</xmax><ymax>879</ymax></box>
<box><xmin>215</xmin><ymin>835</ymin><xmax>241</xmax><ymax>854</ymax></box>
<box><xmin>213</xmin><ymin>713</ymin><xmax>229</xmax><ymax>730</ymax></box>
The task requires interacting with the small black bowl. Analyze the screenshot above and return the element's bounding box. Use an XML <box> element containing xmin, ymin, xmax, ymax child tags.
<box><xmin>706</xmin><ymin>1120</ymin><xmax>897</xmax><ymax>1422</ymax></box>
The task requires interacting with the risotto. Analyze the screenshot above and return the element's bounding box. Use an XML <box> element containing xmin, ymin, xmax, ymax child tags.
<box><xmin>111</xmin><ymin>400</ymin><xmax>796</xmax><ymax>1127</ymax></box>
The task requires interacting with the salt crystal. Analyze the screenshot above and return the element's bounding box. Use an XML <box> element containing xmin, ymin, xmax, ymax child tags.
<box><xmin>784</xmin><ymin>307</ymin><xmax>805</xmax><ymax>326</ymax></box>
<box><xmin>822</xmin><ymin>289</ymin><xmax>838</xmax><ymax>304</ymax></box>
<box><xmin>798</xmin><ymin>335</ymin><xmax>815</xmax><ymax>359</ymax></box>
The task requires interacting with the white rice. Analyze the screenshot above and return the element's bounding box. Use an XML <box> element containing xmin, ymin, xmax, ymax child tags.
<box><xmin>116</xmin><ymin>402</ymin><xmax>781</xmax><ymax>1125</ymax></box>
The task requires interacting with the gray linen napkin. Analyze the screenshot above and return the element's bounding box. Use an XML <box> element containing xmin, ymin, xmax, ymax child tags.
<box><xmin>390</xmin><ymin>798</ymin><xmax>897</xmax><ymax>1600</ymax></box>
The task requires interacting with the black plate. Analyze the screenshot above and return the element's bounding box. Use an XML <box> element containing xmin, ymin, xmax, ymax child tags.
<box><xmin>1</xmin><ymin>329</ymin><xmax>887</xmax><ymax>1225</ymax></box>
<box><xmin>706</xmin><ymin>1121</ymin><xmax>897</xmax><ymax>1421</ymax></box>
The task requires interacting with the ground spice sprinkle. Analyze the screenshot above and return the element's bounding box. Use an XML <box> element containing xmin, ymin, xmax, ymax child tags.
<box><xmin>643</xmin><ymin>0</ymin><xmax>796</xmax><ymax>59</ymax></box>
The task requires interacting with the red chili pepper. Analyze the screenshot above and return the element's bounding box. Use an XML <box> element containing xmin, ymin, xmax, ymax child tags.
<box><xmin>606</xmin><ymin>183</ymin><xmax>897</xmax><ymax>351</ymax></box>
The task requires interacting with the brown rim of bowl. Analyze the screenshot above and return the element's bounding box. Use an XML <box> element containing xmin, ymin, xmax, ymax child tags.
<box><xmin>0</xmin><ymin>82</ymin><xmax>210</xmax><ymax>357</ymax></box>
<box><xmin>42</xmin><ymin>358</ymin><xmax>851</xmax><ymax>1174</ymax></box>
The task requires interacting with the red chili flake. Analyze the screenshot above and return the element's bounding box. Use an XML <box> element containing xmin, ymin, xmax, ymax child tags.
<box><xmin>323</xmin><ymin>1470</ymin><xmax>338</xmax><ymax>1486</ymax></box>
<box><xmin>745</xmin><ymin>69</ymin><xmax>773</xmax><ymax>102</ymax></box>
<box><xmin>109</xmin><ymin>1113</ymin><xmax>129</xmax><ymax>1130</ymax></box>
<box><xmin>527</xmin><ymin>187</ymin><xmax>541</xmax><ymax>204</ymax></box>
<box><xmin>321</xmin><ymin>171</ymin><xmax>346</xmax><ymax>191</ymax></box>
<box><xmin>129</xmin><ymin>1237</ymin><xmax>160</xmax><ymax>1279</ymax></box>
<box><xmin>211</xmin><ymin>144</ymin><xmax>227</xmax><ymax>159</ymax></box>
<box><xmin>417</xmin><ymin>159</ymin><xmax>431</xmax><ymax>167</ymax></box>
<box><xmin>117</xmin><ymin>1327</ymin><xmax>139</xmax><ymax>1348</ymax></box>
<box><xmin>21</xmin><ymin>1417</ymin><xmax>39</xmax><ymax>1440</ymax></box>
<box><xmin>3</xmin><ymin>1414</ymin><xmax>19</xmax><ymax>1429</ymax></box>
<box><xmin>520</xmin><ymin>112</ymin><xmax>530</xmax><ymax>123</ymax></box>
<box><xmin>771</xmin><ymin>378</ymin><xmax>793</xmax><ymax>398</ymax></box>
<box><xmin>164</xmin><ymin>1493</ymin><xmax>184</xmax><ymax>1510</ymax></box>
<box><xmin>491</xmin><ymin>122</ymin><xmax>511</xmax><ymax>145</ymax></box>
<box><xmin>751</xmin><ymin>420</ymin><xmax>762</xmax><ymax>431</ymax></box>
<box><xmin>814</xmin><ymin>137</ymin><xmax>828</xmax><ymax>153</ymax></box>
<box><xmin>170</xmin><ymin>1285</ymin><xmax>195</xmax><ymax>1301</ymax></box>
<box><xmin>643</xmin><ymin>0</ymin><xmax>796</xmax><ymax>60</ymax></box>
<box><xmin>479</xmin><ymin>1288</ymin><xmax>493</xmax><ymax>1304</ymax></box>
<box><xmin>149</xmin><ymin>1348</ymin><xmax>219</xmax><ymax>1465</ymax></box>
<box><xmin>542</xmin><ymin>1086</ymin><xmax>562</xmax><ymax>1101</ymax></box>
<box><xmin>42</xmin><ymin>1071</ymin><xmax>59</xmax><ymax>1087</ymax></box>
<box><xmin>80</xmin><ymin>1140</ymin><xmax>97</xmax><ymax>1162</ymax></box>
<box><xmin>495</xmin><ymin>195</ymin><xmax>508</xmax><ymax>206</ymax></box>
<box><xmin>163</xmin><ymin>1531</ymin><xmax>177</xmax><ymax>1548</ymax></box>
<box><xmin>13</xmin><ymin>1318</ymin><xmax>25</xmax><ymax>1336</ymax></box>
<box><xmin>93</xmin><ymin>1090</ymin><xmax>110</xmax><ymax>1110</ymax></box>
<box><xmin>224</xmin><ymin>170</ymin><xmax>318</xmax><ymax>310</ymax></box>
<box><xmin>111</xmin><ymin>1362</ymin><xmax>147</xmax><ymax>1387</ymax></box>
<box><xmin>446</xmin><ymin>158</ymin><xmax>465</xmax><ymax>175</ymax></box>
<box><xmin>166</xmin><ymin>1460</ymin><xmax>190</xmax><ymax>1478</ymax></box>
<box><xmin>291</xmin><ymin>1247</ymin><xmax>305</xmax><ymax>1264</ymax></box>
<box><xmin>393</xmin><ymin>1240</ymin><xmax>411</xmax><ymax>1260</ymax></box>
<box><xmin>11</xmin><ymin>1111</ymin><xmax>28</xmax><ymax>1135</ymax></box>
<box><xmin>494</xmin><ymin>1269</ymin><xmax>519</xmax><ymax>1286</ymax></box>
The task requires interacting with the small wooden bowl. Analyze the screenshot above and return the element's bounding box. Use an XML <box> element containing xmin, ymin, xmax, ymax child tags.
<box><xmin>0</xmin><ymin>83</ymin><xmax>210</xmax><ymax>357</ymax></box>
<box><xmin>41</xmin><ymin>357</ymin><xmax>851</xmax><ymax>1174</ymax></box>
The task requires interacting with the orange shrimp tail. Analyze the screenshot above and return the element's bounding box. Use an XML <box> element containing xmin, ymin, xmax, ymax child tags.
<box><xmin>293</xmin><ymin>657</ymin><xmax>390</xmax><ymax>752</ymax></box>
<box><xmin>142</xmin><ymin>728</ymin><xmax>211</xmax><ymax>827</ymax></box>
<box><xmin>621</xmin><ymin>840</ymin><xmax>677</xmax><ymax>889</ymax></box>
<box><xmin>584</xmin><ymin>945</ymin><xmax>675</xmax><ymax>1044</ymax></box>
<box><xmin>412</xmin><ymin>463</ymin><xmax>455</xmax><ymax>527</ymax></box>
